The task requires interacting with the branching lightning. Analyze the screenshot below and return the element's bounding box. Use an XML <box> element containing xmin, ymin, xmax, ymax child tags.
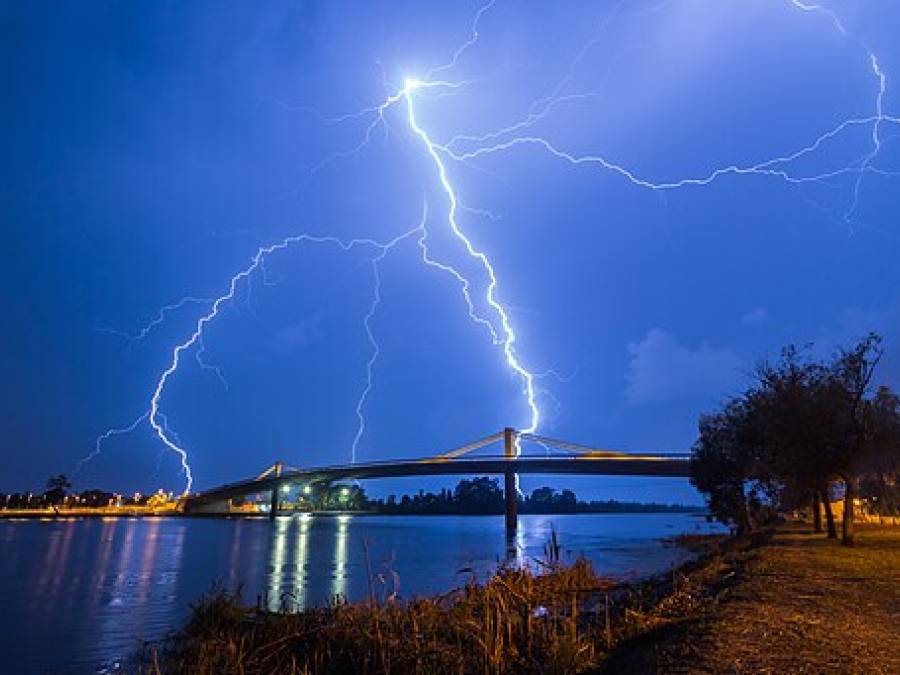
<box><xmin>401</xmin><ymin>77</ymin><xmax>540</xmax><ymax>445</ymax></box>
<box><xmin>88</xmin><ymin>0</ymin><xmax>898</xmax><ymax>495</ymax></box>
<box><xmin>349</xmin><ymin>224</ymin><xmax>425</xmax><ymax>464</ymax></box>
<box><xmin>432</xmin><ymin>0</ymin><xmax>899</xmax><ymax>233</ymax></box>
<box><xmin>77</xmin><ymin>412</ymin><xmax>148</xmax><ymax>473</ymax></box>
<box><xmin>195</xmin><ymin>336</ymin><xmax>230</xmax><ymax>391</ymax></box>
<box><xmin>95</xmin><ymin>296</ymin><xmax>213</xmax><ymax>345</ymax></box>
<box><xmin>93</xmin><ymin>229</ymin><xmax>423</xmax><ymax>494</ymax></box>
<box><xmin>323</xmin><ymin>0</ymin><xmax>898</xmax><ymax>463</ymax></box>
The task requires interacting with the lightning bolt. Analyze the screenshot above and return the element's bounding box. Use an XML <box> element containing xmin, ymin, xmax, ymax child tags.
<box><xmin>401</xmin><ymin>78</ymin><xmax>540</xmax><ymax>445</ymax></box>
<box><xmin>350</xmin><ymin>224</ymin><xmax>425</xmax><ymax>464</ymax></box>
<box><xmin>341</xmin><ymin>0</ymin><xmax>897</xmax><ymax>459</ymax></box>
<box><xmin>305</xmin><ymin>0</ymin><xmax>543</xmax><ymax>465</ymax></box>
<box><xmin>77</xmin><ymin>412</ymin><xmax>148</xmax><ymax>473</ymax></box>
<box><xmin>93</xmin><ymin>229</ymin><xmax>423</xmax><ymax>494</ymax></box>
<box><xmin>435</xmin><ymin>0</ymin><xmax>898</xmax><ymax>233</ymax></box>
<box><xmin>194</xmin><ymin>336</ymin><xmax>229</xmax><ymax>392</ymax></box>
<box><xmin>350</xmin><ymin>198</ymin><xmax>532</xmax><ymax>463</ymax></box>
<box><xmin>95</xmin><ymin>296</ymin><xmax>213</xmax><ymax>345</ymax></box>
<box><xmin>846</xmin><ymin>52</ymin><xmax>887</xmax><ymax>223</ymax></box>
<box><xmin>90</xmin><ymin>0</ymin><xmax>898</xmax><ymax>495</ymax></box>
<box><xmin>95</xmin><ymin>295</ymin><xmax>231</xmax><ymax>389</ymax></box>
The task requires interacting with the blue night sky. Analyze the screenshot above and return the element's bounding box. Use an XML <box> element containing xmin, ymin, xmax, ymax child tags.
<box><xmin>3</xmin><ymin>1</ymin><xmax>900</xmax><ymax>504</ymax></box>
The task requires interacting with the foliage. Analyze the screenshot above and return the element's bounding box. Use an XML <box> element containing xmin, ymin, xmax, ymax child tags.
<box><xmin>690</xmin><ymin>400</ymin><xmax>759</xmax><ymax>535</ymax></box>
<box><xmin>43</xmin><ymin>474</ymin><xmax>72</xmax><ymax>505</ymax></box>
<box><xmin>690</xmin><ymin>334</ymin><xmax>900</xmax><ymax>544</ymax></box>
<box><xmin>367</xmin><ymin>481</ymin><xmax>701</xmax><ymax>515</ymax></box>
<box><xmin>453</xmin><ymin>476</ymin><xmax>505</xmax><ymax>513</ymax></box>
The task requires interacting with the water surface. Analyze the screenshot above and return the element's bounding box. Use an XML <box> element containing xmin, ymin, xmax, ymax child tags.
<box><xmin>0</xmin><ymin>513</ymin><xmax>721</xmax><ymax>672</ymax></box>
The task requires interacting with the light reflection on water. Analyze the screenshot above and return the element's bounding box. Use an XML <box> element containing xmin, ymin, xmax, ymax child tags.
<box><xmin>294</xmin><ymin>513</ymin><xmax>311</xmax><ymax>609</ymax></box>
<box><xmin>0</xmin><ymin>513</ymin><xmax>720</xmax><ymax>672</ymax></box>
<box><xmin>332</xmin><ymin>514</ymin><xmax>350</xmax><ymax>601</ymax></box>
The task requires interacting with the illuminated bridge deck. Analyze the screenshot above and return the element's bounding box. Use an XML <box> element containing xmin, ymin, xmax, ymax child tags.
<box><xmin>187</xmin><ymin>437</ymin><xmax>691</xmax><ymax>508</ymax></box>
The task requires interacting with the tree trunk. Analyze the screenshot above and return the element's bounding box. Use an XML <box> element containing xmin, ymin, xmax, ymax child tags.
<box><xmin>842</xmin><ymin>478</ymin><xmax>855</xmax><ymax>546</ymax></box>
<box><xmin>812</xmin><ymin>492</ymin><xmax>822</xmax><ymax>534</ymax></box>
<box><xmin>822</xmin><ymin>489</ymin><xmax>837</xmax><ymax>539</ymax></box>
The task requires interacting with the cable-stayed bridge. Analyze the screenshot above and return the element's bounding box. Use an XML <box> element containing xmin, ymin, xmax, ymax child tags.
<box><xmin>185</xmin><ymin>428</ymin><xmax>691</xmax><ymax>536</ymax></box>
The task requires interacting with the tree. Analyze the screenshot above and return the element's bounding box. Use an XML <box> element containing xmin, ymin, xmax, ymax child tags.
<box><xmin>453</xmin><ymin>477</ymin><xmax>504</xmax><ymax>513</ymax></box>
<box><xmin>827</xmin><ymin>334</ymin><xmax>884</xmax><ymax>545</ymax></box>
<box><xmin>749</xmin><ymin>347</ymin><xmax>838</xmax><ymax>537</ymax></box>
<box><xmin>690</xmin><ymin>399</ymin><xmax>759</xmax><ymax>534</ymax></box>
<box><xmin>44</xmin><ymin>474</ymin><xmax>72</xmax><ymax>506</ymax></box>
<box><xmin>558</xmin><ymin>489</ymin><xmax>577</xmax><ymax>512</ymax></box>
<box><xmin>858</xmin><ymin>387</ymin><xmax>900</xmax><ymax>516</ymax></box>
<box><xmin>528</xmin><ymin>487</ymin><xmax>557</xmax><ymax>508</ymax></box>
<box><xmin>691</xmin><ymin>334</ymin><xmax>898</xmax><ymax>546</ymax></box>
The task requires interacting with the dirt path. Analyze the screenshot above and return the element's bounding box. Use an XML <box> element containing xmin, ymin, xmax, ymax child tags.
<box><xmin>610</xmin><ymin>523</ymin><xmax>900</xmax><ymax>673</ymax></box>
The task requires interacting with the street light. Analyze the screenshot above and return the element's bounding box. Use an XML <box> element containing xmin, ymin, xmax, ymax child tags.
<box><xmin>281</xmin><ymin>485</ymin><xmax>291</xmax><ymax>494</ymax></box>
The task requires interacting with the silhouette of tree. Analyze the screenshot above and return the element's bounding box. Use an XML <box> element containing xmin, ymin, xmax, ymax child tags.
<box><xmin>827</xmin><ymin>334</ymin><xmax>884</xmax><ymax>545</ymax></box>
<box><xmin>453</xmin><ymin>477</ymin><xmax>504</xmax><ymax>513</ymax></box>
<box><xmin>690</xmin><ymin>399</ymin><xmax>759</xmax><ymax>534</ymax></box>
<box><xmin>44</xmin><ymin>474</ymin><xmax>72</xmax><ymax>506</ymax></box>
<box><xmin>691</xmin><ymin>334</ymin><xmax>900</xmax><ymax>545</ymax></box>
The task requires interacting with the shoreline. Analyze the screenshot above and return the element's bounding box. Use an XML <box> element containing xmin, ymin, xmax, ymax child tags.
<box><xmin>138</xmin><ymin>528</ymin><xmax>730</xmax><ymax>673</ymax></box>
<box><xmin>139</xmin><ymin>522</ymin><xmax>900</xmax><ymax>673</ymax></box>
<box><xmin>0</xmin><ymin>508</ymin><xmax>707</xmax><ymax>520</ymax></box>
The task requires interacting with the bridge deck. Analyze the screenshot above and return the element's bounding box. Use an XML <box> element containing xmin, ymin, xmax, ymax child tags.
<box><xmin>188</xmin><ymin>454</ymin><xmax>691</xmax><ymax>506</ymax></box>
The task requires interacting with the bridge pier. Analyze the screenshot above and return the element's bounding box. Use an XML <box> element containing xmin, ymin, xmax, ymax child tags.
<box><xmin>504</xmin><ymin>427</ymin><xmax>517</xmax><ymax>540</ymax></box>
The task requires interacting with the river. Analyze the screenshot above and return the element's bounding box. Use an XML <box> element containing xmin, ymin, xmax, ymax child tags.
<box><xmin>0</xmin><ymin>513</ymin><xmax>721</xmax><ymax>672</ymax></box>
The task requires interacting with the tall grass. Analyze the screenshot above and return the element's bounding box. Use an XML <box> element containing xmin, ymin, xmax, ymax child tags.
<box><xmin>143</xmin><ymin>557</ymin><xmax>618</xmax><ymax>674</ymax></box>
<box><xmin>142</xmin><ymin>532</ymin><xmax>731</xmax><ymax>674</ymax></box>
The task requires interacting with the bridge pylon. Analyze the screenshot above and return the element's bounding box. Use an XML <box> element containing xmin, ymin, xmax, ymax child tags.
<box><xmin>503</xmin><ymin>427</ymin><xmax>517</xmax><ymax>540</ymax></box>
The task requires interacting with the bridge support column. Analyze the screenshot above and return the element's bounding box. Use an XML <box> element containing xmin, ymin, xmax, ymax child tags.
<box><xmin>503</xmin><ymin>427</ymin><xmax>517</xmax><ymax>541</ymax></box>
<box><xmin>269</xmin><ymin>461</ymin><xmax>284</xmax><ymax>521</ymax></box>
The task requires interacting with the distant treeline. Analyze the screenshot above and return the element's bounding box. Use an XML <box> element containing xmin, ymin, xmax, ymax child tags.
<box><xmin>2</xmin><ymin>475</ymin><xmax>702</xmax><ymax>516</ymax></box>
<box><xmin>1</xmin><ymin>478</ymin><xmax>170</xmax><ymax>510</ymax></box>
<box><xmin>367</xmin><ymin>477</ymin><xmax>702</xmax><ymax>515</ymax></box>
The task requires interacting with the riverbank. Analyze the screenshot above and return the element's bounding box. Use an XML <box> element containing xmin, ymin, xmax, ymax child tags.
<box><xmin>140</xmin><ymin>522</ymin><xmax>900</xmax><ymax>673</ymax></box>
<box><xmin>137</xmin><ymin>529</ymin><xmax>727</xmax><ymax>673</ymax></box>
<box><xmin>0</xmin><ymin>506</ymin><xmax>182</xmax><ymax>518</ymax></box>
<box><xmin>0</xmin><ymin>507</ymin><xmax>704</xmax><ymax>519</ymax></box>
<box><xmin>604</xmin><ymin>521</ymin><xmax>900</xmax><ymax>673</ymax></box>
<box><xmin>0</xmin><ymin>513</ymin><xmax>720</xmax><ymax>671</ymax></box>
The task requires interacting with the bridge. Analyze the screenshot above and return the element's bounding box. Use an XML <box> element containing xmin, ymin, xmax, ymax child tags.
<box><xmin>185</xmin><ymin>428</ymin><xmax>691</xmax><ymax>537</ymax></box>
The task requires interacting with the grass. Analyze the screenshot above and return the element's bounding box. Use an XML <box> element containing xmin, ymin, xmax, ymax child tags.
<box><xmin>140</xmin><ymin>523</ymin><xmax>900</xmax><ymax>673</ymax></box>
<box><xmin>603</xmin><ymin>522</ymin><xmax>900</xmax><ymax>673</ymax></box>
<box><xmin>142</xmin><ymin>557</ymin><xmax>618</xmax><ymax>674</ymax></box>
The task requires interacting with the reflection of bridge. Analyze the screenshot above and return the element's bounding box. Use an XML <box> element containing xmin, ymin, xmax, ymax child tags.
<box><xmin>185</xmin><ymin>428</ymin><xmax>691</xmax><ymax>536</ymax></box>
